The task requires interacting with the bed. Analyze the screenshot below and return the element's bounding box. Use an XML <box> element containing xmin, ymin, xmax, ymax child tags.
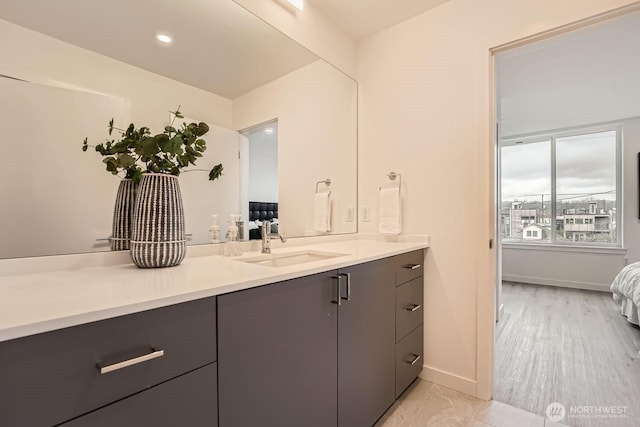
<box><xmin>248</xmin><ymin>201</ymin><xmax>278</xmax><ymax>240</ymax></box>
<box><xmin>610</xmin><ymin>262</ymin><xmax>640</xmax><ymax>325</ymax></box>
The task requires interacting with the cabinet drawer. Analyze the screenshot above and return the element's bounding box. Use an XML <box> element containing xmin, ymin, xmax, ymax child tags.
<box><xmin>61</xmin><ymin>362</ymin><xmax>218</xmax><ymax>427</ymax></box>
<box><xmin>395</xmin><ymin>325</ymin><xmax>423</xmax><ymax>398</ymax></box>
<box><xmin>0</xmin><ymin>297</ymin><xmax>216</xmax><ymax>427</ymax></box>
<box><xmin>395</xmin><ymin>277</ymin><xmax>423</xmax><ymax>342</ymax></box>
<box><xmin>394</xmin><ymin>250</ymin><xmax>424</xmax><ymax>286</ymax></box>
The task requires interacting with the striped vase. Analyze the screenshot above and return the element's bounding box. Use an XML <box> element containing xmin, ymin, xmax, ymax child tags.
<box><xmin>110</xmin><ymin>179</ymin><xmax>136</xmax><ymax>251</ymax></box>
<box><xmin>130</xmin><ymin>173</ymin><xmax>186</xmax><ymax>268</ymax></box>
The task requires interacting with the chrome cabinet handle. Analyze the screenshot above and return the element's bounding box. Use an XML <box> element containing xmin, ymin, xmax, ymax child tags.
<box><xmin>403</xmin><ymin>264</ymin><xmax>421</xmax><ymax>270</ymax></box>
<box><xmin>340</xmin><ymin>272</ymin><xmax>351</xmax><ymax>301</ymax></box>
<box><xmin>98</xmin><ymin>348</ymin><xmax>165</xmax><ymax>374</ymax></box>
<box><xmin>407</xmin><ymin>354</ymin><xmax>421</xmax><ymax>366</ymax></box>
<box><xmin>332</xmin><ymin>275</ymin><xmax>342</xmax><ymax>305</ymax></box>
<box><xmin>405</xmin><ymin>304</ymin><xmax>421</xmax><ymax>312</ymax></box>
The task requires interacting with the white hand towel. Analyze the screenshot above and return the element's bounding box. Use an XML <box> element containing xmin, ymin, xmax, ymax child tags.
<box><xmin>314</xmin><ymin>192</ymin><xmax>331</xmax><ymax>233</ymax></box>
<box><xmin>378</xmin><ymin>187</ymin><xmax>402</xmax><ymax>235</ymax></box>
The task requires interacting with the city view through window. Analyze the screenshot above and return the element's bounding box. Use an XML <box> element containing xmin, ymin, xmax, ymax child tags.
<box><xmin>500</xmin><ymin>129</ymin><xmax>618</xmax><ymax>245</ymax></box>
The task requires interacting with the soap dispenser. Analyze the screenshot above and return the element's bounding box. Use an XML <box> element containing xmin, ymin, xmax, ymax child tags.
<box><xmin>224</xmin><ymin>219</ymin><xmax>242</xmax><ymax>257</ymax></box>
<box><xmin>209</xmin><ymin>214</ymin><xmax>221</xmax><ymax>243</ymax></box>
<box><xmin>233</xmin><ymin>214</ymin><xmax>245</xmax><ymax>241</ymax></box>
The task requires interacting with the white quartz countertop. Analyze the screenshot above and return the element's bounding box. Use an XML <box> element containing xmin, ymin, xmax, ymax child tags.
<box><xmin>0</xmin><ymin>238</ymin><xmax>428</xmax><ymax>343</ymax></box>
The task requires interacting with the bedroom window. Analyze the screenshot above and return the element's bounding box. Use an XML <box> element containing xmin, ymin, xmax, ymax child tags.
<box><xmin>500</xmin><ymin>125</ymin><xmax>621</xmax><ymax>247</ymax></box>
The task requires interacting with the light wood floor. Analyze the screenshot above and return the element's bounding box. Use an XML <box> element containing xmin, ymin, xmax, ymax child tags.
<box><xmin>495</xmin><ymin>282</ymin><xmax>640</xmax><ymax>427</ymax></box>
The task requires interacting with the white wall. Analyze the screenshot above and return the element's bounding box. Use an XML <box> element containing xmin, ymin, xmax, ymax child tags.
<box><xmin>0</xmin><ymin>18</ymin><xmax>232</xmax><ymax>130</ymax></box>
<box><xmin>356</xmin><ymin>0</ymin><xmax>638</xmax><ymax>399</ymax></box>
<box><xmin>233</xmin><ymin>60</ymin><xmax>358</xmax><ymax>237</ymax></box>
<box><xmin>232</xmin><ymin>0</ymin><xmax>357</xmax><ymax>78</ymax></box>
<box><xmin>502</xmin><ymin>246</ymin><xmax>626</xmax><ymax>291</ymax></box>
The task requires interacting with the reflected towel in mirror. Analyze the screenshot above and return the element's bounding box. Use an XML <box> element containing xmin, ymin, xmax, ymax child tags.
<box><xmin>378</xmin><ymin>187</ymin><xmax>402</xmax><ymax>235</ymax></box>
<box><xmin>314</xmin><ymin>192</ymin><xmax>331</xmax><ymax>233</ymax></box>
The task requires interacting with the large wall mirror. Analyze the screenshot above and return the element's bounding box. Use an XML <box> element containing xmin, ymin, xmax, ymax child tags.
<box><xmin>0</xmin><ymin>0</ymin><xmax>357</xmax><ymax>259</ymax></box>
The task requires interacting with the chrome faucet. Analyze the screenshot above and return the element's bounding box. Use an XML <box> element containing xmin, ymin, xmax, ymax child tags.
<box><xmin>261</xmin><ymin>220</ymin><xmax>286</xmax><ymax>254</ymax></box>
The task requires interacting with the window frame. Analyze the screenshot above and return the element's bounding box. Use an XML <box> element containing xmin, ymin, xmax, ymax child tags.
<box><xmin>500</xmin><ymin>123</ymin><xmax>622</xmax><ymax>248</ymax></box>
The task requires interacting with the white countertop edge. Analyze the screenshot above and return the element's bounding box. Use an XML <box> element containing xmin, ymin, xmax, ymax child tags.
<box><xmin>0</xmin><ymin>237</ymin><xmax>429</xmax><ymax>343</ymax></box>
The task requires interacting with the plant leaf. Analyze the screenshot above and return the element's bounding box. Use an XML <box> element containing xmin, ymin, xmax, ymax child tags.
<box><xmin>209</xmin><ymin>163</ymin><xmax>224</xmax><ymax>181</ymax></box>
<box><xmin>196</xmin><ymin>122</ymin><xmax>209</xmax><ymax>137</ymax></box>
<box><xmin>195</xmin><ymin>139</ymin><xmax>206</xmax><ymax>152</ymax></box>
<box><xmin>125</xmin><ymin>123</ymin><xmax>135</xmax><ymax>138</ymax></box>
<box><xmin>103</xmin><ymin>157</ymin><xmax>118</xmax><ymax>174</ymax></box>
<box><xmin>142</xmin><ymin>137</ymin><xmax>160</xmax><ymax>156</ymax></box>
<box><xmin>168</xmin><ymin>135</ymin><xmax>183</xmax><ymax>154</ymax></box>
<box><xmin>117</xmin><ymin>153</ymin><xmax>136</xmax><ymax>169</ymax></box>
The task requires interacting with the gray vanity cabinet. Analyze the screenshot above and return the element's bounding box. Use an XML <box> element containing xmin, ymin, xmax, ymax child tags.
<box><xmin>217</xmin><ymin>270</ymin><xmax>339</xmax><ymax>427</ymax></box>
<box><xmin>218</xmin><ymin>254</ymin><xmax>414</xmax><ymax>427</ymax></box>
<box><xmin>337</xmin><ymin>259</ymin><xmax>396</xmax><ymax>427</ymax></box>
<box><xmin>1</xmin><ymin>249</ymin><xmax>424</xmax><ymax>427</ymax></box>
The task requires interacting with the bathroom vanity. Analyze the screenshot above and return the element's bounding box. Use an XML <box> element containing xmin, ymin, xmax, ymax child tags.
<box><xmin>0</xmin><ymin>239</ymin><xmax>426</xmax><ymax>427</ymax></box>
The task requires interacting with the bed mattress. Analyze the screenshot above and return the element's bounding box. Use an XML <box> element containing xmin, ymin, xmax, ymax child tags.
<box><xmin>611</xmin><ymin>262</ymin><xmax>640</xmax><ymax>325</ymax></box>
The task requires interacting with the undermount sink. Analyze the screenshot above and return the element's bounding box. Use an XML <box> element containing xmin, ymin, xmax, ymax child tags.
<box><xmin>239</xmin><ymin>250</ymin><xmax>347</xmax><ymax>267</ymax></box>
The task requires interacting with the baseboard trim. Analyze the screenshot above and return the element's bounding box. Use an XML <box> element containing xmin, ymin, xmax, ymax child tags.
<box><xmin>502</xmin><ymin>275</ymin><xmax>611</xmax><ymax>292</ymax></box>
<box><xmin>420</xmin><ymin>365</ymin><xmax>477</xmax><ymax>397</ymax></box>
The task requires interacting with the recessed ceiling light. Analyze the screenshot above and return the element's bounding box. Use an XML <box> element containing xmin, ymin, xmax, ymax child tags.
<box><xmin>287</xmin><ymin>0</ymin><xmax>304</xmax><ymax>11</ymax></box>
<box><xmin>156</xmin><ymin>33</ymin><xmax>173</xmax><ymax>44</ymax></box>
<box><xmin>264</xmin><ymin>128</ymin><xmax>274</xmax><ymax>135</ymax></box>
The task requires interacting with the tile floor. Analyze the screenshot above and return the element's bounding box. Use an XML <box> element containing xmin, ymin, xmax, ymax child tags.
<box><xmin>376</xmin><ymin>379</ymin><xmax>569</xmax><ymax>427</ymax></box>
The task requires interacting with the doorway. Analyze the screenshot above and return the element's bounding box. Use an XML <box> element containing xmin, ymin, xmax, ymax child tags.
<box><xmin>492</xmin><ymin>9</ymin><xmax>640</xmax><ymax>427</ymax></box>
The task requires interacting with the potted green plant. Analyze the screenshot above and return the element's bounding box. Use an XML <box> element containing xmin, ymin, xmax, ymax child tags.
<box><xmin>82</xmin><ymin>107</ymin><xmax>224</xmax><ymax>182</ymax></box>
<box><xmin>83</xmin><ymin>107</ymin><xmax>223</xmax><ymax>267</ymax></box>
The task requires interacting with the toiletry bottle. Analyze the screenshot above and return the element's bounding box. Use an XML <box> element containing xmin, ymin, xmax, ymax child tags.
<box><xmin>234</xmin><ymin>214</ymin><xmax>245</xmax><ymax>241</ymax></box>
<box><xmin>209</xmin><ymin>214</ymin><xmax>220</xmax><ymax>243</ymax></box>
<box><xmin>224</xmin><ymin>219</ymin><xmax>242</xmax><ymax>256</ymax></box>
